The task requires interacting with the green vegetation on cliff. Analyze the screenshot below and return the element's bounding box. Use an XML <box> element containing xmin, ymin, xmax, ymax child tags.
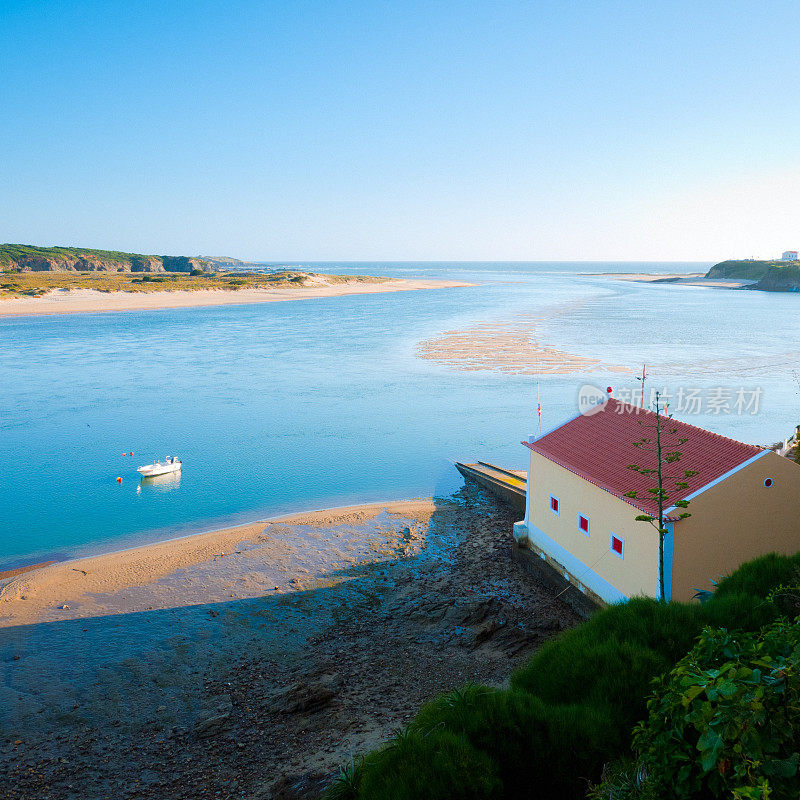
<box><xmin>0</xmin><ymin>243</ymin><xmax>212</xmax><ymax>273</ymax></box>
<box><xmin>706</xmin><ymin>260</ymin><xmax>800</xmax><ymax>292</ymax></box>
<box><xmin>756</xmin><ymin>264</ymin><xmax>800</xmax><ymax>292</ymax></box>
<box><xmin>0</xmin><ymin>243</ymin><xmax>390</xmax><ymax>296</ymax></box>
<box><xmin>705</xmin><ymin>260</ymin><xmax>782</xmax><ymax>280</ymax></box>
<box><xmin>0</xmin><ymin>243</ymin><xmax>139</xmax><ymax>267</ymax></box>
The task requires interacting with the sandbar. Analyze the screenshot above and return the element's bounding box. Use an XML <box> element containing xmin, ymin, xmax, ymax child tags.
<box><xmin>602</xmin><ymin>272</ymin><xmax>756</xmax><ymax>289</ymax></box>
<box><xmin>417</xmin><ymin>314</ymin><xmax>630</xmax><ymax>375</ymax></box>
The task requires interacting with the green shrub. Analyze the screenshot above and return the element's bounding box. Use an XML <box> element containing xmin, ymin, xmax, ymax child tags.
<box><xmin>624</xmin><ymin>619</ymin><xmax>800</xmax><ymax>800</ymax></box>
<box><xmin>353</xmin><ymin>728</ymin><xmax>501</xmax><ymax>800</ymax></box>
<box><xmin>712</xmin><ymin>552</ymin><xmax>800</xmax><ymax>601</ymax></box>
<box><xmin>407</xmin><ymin>685</ymin><xmax>608</xmax><ymax>799</ymax></box>
<box><xmin>702</xmin><ymin>591</ymin><xmax>779</xmax><ymax>632</ymax></box>
<box><xmin>333</xmin><ymin>554</ymin><xmax>800</xmax><ymax>800</ymax></box>
<box><xmin>327</xmin><ymin>756</ymin><xmax>365</xmax><ymax>800</ymax></box>
<box><xmin>511</xmin><ymin>598</ymin><xmax>706</xmax><ymax>741</ymax></box>
<box><xmin>587</xmin><ymin>759</ymin><xmax>661</xmax><ymax>800</ymax></box>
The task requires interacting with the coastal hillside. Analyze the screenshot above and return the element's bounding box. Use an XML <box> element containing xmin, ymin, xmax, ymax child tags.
<box><xmin>705</xmin><ymin>259</ymin><xmax>800</xmax><ymax>291</ymax></box>
<box><xmin>196</xmin><ymin>255</ymin><xmax>261</xmax><ymax>270</ymax></box>
<box><xmin>0</xmin><ymin>243</ymin><xmax>213</xmax><ymax>273</ymax></box>
<box><xmin>705</xmin><ymin>260</ymin><xmax>783</xmax><ymax>280</ymax></box>
<box><xmin>752</xmin><ymin>264</ymin><xmax>800</xmax><ymax>292</ymax></box>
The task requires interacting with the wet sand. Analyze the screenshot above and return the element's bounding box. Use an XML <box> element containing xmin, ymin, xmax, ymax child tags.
<box><xmin>0</xmin><ymin>489</ymin><xmax>581</xmax><ymax>800</ymax></box>
<box><xmin>0</xmin><ymin>562</ymin><xmax>56</xmax><ymax>581</ymax></box>
<box><xmin>0</xmin><ymin>501</ymin><xmax>435</xmax><ymax>627</ymax></box>
<box><xmin>0</xmin><ymin>279</ymin><xmax>473</xmax><ymax>317</ymax></box>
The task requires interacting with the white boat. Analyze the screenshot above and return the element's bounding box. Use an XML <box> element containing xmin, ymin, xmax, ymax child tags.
<box><xmin>137</xmin><ymin>456</ymin><xmax>182</xmax><ymax>478</ymax></box>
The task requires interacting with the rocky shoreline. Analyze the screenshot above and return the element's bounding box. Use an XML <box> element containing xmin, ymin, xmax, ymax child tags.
<box><xmin>0</xmin><ymin>488</ymin><xmax>582</xmax><ymax>800</ymax></box>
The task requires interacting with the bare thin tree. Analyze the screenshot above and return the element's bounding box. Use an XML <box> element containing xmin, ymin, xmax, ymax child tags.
<box><xmin>623</xmin><ymin>391</ymin><xmax>698</xmax><ymax>601</ymax></box>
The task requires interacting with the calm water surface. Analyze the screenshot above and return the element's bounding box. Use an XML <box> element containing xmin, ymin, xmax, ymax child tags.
<box><xmin>2</xmin><ymin>262</ymin><xmax>799</xmax><ymax>567</ymax></box>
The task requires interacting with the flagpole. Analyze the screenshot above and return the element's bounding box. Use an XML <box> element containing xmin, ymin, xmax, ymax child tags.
<box><xmin>537</xmin><ymin>381</ymin><xmax>541</xmax><ymax>435</ymax></box>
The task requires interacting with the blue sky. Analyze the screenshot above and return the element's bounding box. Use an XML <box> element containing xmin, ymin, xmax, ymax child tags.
<box><xmin>2</xmin><ymin>0</ymin><xmax>799</xmax><ymax>260</ymax></box>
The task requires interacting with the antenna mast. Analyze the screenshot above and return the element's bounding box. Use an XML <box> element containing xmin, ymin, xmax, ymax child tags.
<box><xmin>637</xmin><ymin>363</ymin><xmax>647</xmax><ymax>408</ymax></box>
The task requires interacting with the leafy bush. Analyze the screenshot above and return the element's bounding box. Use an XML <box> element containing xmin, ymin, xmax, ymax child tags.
<box><xmin>593</xmin><ymin>619</ymin><xmax>800</xmax><ymax>800</ymax></box>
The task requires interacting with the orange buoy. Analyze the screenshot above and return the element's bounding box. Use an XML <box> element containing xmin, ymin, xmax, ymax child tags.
<box><xmin>129</xmin><ymin>452</ymin><xmax>134</xmax><ymax>456</ymax></box>
<box><xmin>116</xmin><ymin>477</ymin><xmax>122</xmax><ymax>483</ymax></box>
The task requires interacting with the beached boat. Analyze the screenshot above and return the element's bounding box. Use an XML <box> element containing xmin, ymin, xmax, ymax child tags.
<box><xmin>137</xmin><ymin>457</ymin><xmax>182</xmax><ymax>478</ymax></box>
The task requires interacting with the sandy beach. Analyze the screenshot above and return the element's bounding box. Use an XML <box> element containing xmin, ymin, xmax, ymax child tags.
<box><xmin>0</xmin><ymin>278</ymin><xmax>472</xmax><ymax>317</ymax></box>
<box><xmin>0</xmin><ymin>488</ymin><xmax>581</xmax><ymax>800</ymax></box>
<box><xmin>0</xmin><ymin>501</ymin><xmax>434</xmax><ymax>627</ymax></box>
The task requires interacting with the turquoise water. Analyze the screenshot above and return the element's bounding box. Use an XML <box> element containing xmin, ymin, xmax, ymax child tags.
<box><xmin>2</xmin><ymin>261</ymin><xmax>799</xmax><ymax>568</ymax></box>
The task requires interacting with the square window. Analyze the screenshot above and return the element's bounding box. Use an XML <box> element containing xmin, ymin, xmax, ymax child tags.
<box><xmin>611</xmin><ymin>535</ymin><xmax>624</xmax><ymax>558</ymax></box>
<box><xmin>578</xmin><ymin>515</ymin><xmax>589</xmax><ymax>534</ymax></box>
<box><xmin>550</xmin><ymin>495</ymin><xmax>559</xmax><ymax>515</ymax></box>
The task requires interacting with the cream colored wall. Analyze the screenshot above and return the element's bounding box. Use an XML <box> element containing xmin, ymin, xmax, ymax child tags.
<box><xmin>671</xmin><ymin>452</ymin><xmax>800</xmax><ymax>602</ymax></box>
<box><xmin>529</xmin><ymin>451</ymin><xmax>660</xmax><ymax>598</ymax></box>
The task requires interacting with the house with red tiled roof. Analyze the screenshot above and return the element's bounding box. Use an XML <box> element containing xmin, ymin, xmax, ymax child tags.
<box><xmin>512</xmin><ymin>397</ymin><xmax>800</xmax><ymax>603</ymax></box>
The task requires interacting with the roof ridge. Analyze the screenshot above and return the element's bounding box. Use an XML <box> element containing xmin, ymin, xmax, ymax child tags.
<box><xmin>610</xmin><ymin>398</ymin><xmax>762</xmax><ymax>455</ymax></box>
<box><xmin>524</xmin><ymin>397</ymin><xmax>765</xmax><ymax>517</ymax></box>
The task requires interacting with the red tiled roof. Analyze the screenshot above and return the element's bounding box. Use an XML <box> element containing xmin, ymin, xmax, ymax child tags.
<box><xmin>523</xmin><ymin>398</ymin><xmax>764</xmax><ymax>517</ymax></box>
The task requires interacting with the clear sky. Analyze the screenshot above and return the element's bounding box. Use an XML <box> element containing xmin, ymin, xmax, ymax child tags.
<box><xmin>2</xmin><ymin>0</ymin><xmax>799</xmax><ymax>261</ymax></box>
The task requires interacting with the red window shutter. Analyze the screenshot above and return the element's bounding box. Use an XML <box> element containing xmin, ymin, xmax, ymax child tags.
<box><xmin>611</xmin><ymin>536</ymin><xmax>623</xmax><ymax>555</ymax></box>
<box><xmin>579</xmin><ymin>516</ymin><xmax>589</xmax><ymax>532</ymax></box>
<box><xmin>551</xmin><ymin>496</ymin><xmax>558</xmax><ymax>512</ymax></box>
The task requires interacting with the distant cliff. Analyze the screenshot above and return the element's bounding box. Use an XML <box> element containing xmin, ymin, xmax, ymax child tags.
<box><xmin>0</xmin><ymin>244</ymin><xmax>213</xmax><ymax>273</ymax></box>
<box><xmin>198</xmin><ymin>255</ymin><xmax>245</xmax><ymax>268</ymax></box>
<box><xmin>705</xmin><ymin>260</ymin><xmax>781</xmax><ymax>280</ymax></box>
<box><xmin>706</xmin><ymin>259</ymin><xmax>800</xmax><ymax>292</ymax></box>
<box><xmin>753</xmin><ymin>264</ymin><xmax>800</xmax><ymax>292</ymax></box>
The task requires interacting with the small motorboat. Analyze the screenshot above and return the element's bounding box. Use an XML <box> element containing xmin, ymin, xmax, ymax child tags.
<box><xmin>137</xmin><ymin>456</ymin><xmax>182</xmax><ymax>478</ymax></box>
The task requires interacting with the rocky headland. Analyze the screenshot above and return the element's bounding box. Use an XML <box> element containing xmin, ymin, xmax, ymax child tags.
<box><xmin>705</xmin><ymin>259</ymin><xmax>800</xmax><ymax>292</ymax></box>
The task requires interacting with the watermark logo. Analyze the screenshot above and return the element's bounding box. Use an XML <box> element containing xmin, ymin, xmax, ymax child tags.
<box><xmin>578</xmin><ymin>384</ymin><xmax>611</xmax><ymax>416</ymax></box>
<box><xmin>577</xmin><ymin>384</ymin><xmax>763</xmax><ymax>416</ymax></box>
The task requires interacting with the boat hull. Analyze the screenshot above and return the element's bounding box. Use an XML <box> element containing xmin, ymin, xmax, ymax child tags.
<box><xmin>137</xmin><ymin>462</ymin><xmax>181</xmax><ymax>478</ymax></box>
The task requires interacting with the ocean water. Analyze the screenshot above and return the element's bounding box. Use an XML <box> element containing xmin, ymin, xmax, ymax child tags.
<box><xmin>2</xmin><ymin>261</ymin><xmax>799</xmax><ymax>568</ymax></box>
